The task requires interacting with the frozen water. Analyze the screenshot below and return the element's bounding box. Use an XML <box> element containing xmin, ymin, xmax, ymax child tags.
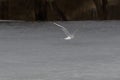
<box><xmin>0</xmin><ymin>21</ymin><xmax>120</xmax><ymax>80</ymax></box>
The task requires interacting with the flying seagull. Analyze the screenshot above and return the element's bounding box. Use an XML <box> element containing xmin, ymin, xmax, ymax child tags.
<box><xmin>53</xmin><ymin>22</ymin><xmax>74</xmax><ymax>40</ymax></box>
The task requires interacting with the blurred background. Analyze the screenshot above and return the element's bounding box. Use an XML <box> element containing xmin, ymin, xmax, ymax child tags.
<box><xmin>0</xmin><ymin>0</ymin><xmax>120</xmax><ymax>21</ymax></box>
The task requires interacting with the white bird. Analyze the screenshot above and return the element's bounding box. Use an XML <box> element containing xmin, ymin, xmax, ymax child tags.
<box><xmin>53</xmin><ymin>22</ymin><xmax>75</xmax><ymax>40</ymax></box>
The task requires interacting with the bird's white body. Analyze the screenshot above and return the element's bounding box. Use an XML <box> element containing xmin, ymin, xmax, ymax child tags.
<box><xmin>64</xmin><ymin>35</ymin><xmax>74</xmax><ymax>40</ymax></box>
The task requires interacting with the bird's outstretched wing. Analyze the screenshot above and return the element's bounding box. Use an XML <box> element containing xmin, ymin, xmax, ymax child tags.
<box><xmin>53</xmin><ymin>22</ymin><xmax>72</xmax><ymax>37</ymax></box>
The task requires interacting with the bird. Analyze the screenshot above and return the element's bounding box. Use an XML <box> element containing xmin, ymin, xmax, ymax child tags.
<box><xmin>53</xmin><ymin>22</ymin><xmax>75</xmax><ymax>40</ymax></box>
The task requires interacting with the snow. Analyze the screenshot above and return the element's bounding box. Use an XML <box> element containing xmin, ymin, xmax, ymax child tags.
<box><xmin>0</xmin><ymin>21</ymin><xmax>120</xmax><ymax>80</ymax></box>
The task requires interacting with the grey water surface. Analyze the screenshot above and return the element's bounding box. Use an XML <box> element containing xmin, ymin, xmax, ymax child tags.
<box><xmin>0</xmin><ymin>21</ymin><xmax>120</xmax><ymax>80</ymax></box>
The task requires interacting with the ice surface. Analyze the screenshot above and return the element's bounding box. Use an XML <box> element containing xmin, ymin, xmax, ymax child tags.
<box><xmin>0</xmin><ymin>21</ymin><xmax>120</xmax><ymax>80</ymax></box>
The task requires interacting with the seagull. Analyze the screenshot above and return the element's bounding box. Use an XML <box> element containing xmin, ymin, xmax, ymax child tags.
<box><xmin>53</xmin><ymin>22</ymin><xmax>75</xmax><ymax>40</ymax></box>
